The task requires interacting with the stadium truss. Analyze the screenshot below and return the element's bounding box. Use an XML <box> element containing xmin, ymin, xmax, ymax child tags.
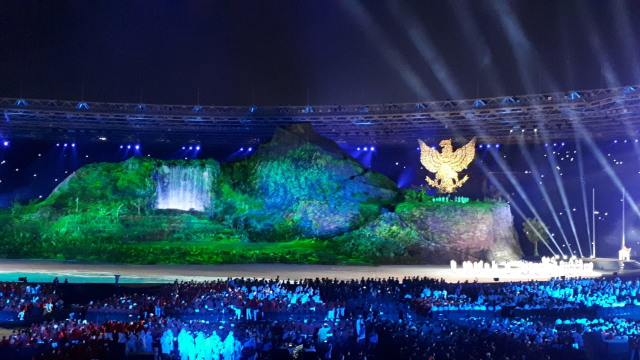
<box><xmin>0</xmin><ymin>85</ymin><xmax>638</xmax><ymax>145</ymax></box>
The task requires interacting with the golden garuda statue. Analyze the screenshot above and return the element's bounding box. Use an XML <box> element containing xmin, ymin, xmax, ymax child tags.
<box><xmin>418</xmin><ymin>138</ymin><xmax>476</xmax><ymax>193</ymax></box>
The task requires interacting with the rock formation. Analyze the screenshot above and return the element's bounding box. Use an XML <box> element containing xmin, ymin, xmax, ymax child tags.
<box><xmin>0</xmin><ymin>123</ymin><xmax>523</xmax><ymax>264</ymax></box>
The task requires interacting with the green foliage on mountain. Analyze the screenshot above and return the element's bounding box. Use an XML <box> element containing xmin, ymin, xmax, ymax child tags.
<box><xmin>0</xmin><ymin>125</ymin><xmax>519</xmax><ymax>265</ymax></box>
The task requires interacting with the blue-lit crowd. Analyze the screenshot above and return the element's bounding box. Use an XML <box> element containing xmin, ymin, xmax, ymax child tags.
<box><xmin>2</xmin><ymin>275</ymin><xmax>640</xmax><ymax>359</ymax></box>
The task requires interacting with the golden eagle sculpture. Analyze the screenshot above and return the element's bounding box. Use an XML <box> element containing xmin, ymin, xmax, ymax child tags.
<box><xmin>418</xmin><ymin>138</ymin><xmax>476</xmax><ymax>193</ymax></box>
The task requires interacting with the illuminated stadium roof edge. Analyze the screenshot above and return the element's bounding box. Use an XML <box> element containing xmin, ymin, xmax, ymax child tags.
<box><xmin>0</xmin><ymin>85</ymin><xmax>638</xmax><ymax>146</ymax></box>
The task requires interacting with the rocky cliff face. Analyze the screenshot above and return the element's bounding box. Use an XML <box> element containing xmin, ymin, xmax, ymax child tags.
<box><xmin>396</xmin><ymin>202</ymin><xmax>523</xmax><ymax>263</ymax></box>
<box><xmin>235</xmin><ymin>123</ymin><xmax>523</xmax><ymax>262</ymax></box>
<box><xmin>227</xmin><ymin>122</ymin><xmax>400</xmax><ymax>238</ymax></box>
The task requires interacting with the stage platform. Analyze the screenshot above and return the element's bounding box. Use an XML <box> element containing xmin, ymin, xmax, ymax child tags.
<box><xmin>582</xmin><ymin>258</ymin><xmax>640</xmax><ymax>272</ymax></box>
<box><xmin>0</xmin><ymin>259</ymin><xmax>607</xmax><ymax>284</ymax></box>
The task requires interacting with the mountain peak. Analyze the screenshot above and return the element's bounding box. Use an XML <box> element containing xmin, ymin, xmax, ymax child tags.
<box><xmin>257</xmin><ymin>122</ymin><xmax>351</xmax><ymax>158</ymax></box>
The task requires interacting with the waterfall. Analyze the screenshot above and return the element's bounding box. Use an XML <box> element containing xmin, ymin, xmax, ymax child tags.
<box><xmin>156</xmin><ymin>164</ymin><xmax>213</xmax><ymax>211</ymax></box>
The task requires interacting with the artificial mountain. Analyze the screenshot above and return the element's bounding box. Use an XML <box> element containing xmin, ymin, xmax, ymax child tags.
<box><xmin>0</xmin><ymin>123</ymin><xmax>523</xmax><ymax>265</ymax></box>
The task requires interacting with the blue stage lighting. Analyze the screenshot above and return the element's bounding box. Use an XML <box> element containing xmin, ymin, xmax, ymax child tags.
<box><xmin>479</xmin><ymin>144</ymin><xmax>484</xmax><ymax>148</ymax></box>
<box><xmin>357</xmin><ymin>147</ymin><xmax>361</xmax><ymax>151</ymax></box>
<box><xmin>196</xmin><ymin>146</ymin><xmax>201</xmax><ymax>151</ymax></box>
<box><xmin>71</xmin><ymin>143</ymin><xmax>76</xmax><ymax>147</ymax></box>
<box><xmin>364</xmin><ymin>147</ymin><xmax>368</xmax><ymax>151</ymax></box>
<box><xmin>240</xmin><ymin>147</ymin><xmax>244</xmax><ymax>151</ymax></box>
<box><xmin>76</xmin><ymin>102</ymin><xmax>90</xmax><ymax>110</ymax></box>
<box><xmin>487</xmin><ymin>144</ymin><xmax>491</xmax><ymax>148</ymax></box>
<box><xmin>473</xmin><ymin>100</ymin><xmax>486</xmax><ymax>108</ymax></box>
<box><xmin>495</xmin><ymin>144</ymin><xmax>500</xmax><ymax>148</ymax></box>
<box><xmin>614</xmin><ymin>140</ymin><xmax>618</xmax><ymax>143</ymax></box>
<box><xmin>127</xmin><ymin>145</ymin><xmax>131</xmax><ymax>149</ymax></box>
<box><xmin>248</xmin><ymin>147</ymin><xmax>253</xmax><ymax>152</ymax></box>
<box><xmin>135</xmin><ymin>145</ymin><xmax>140</xmax><ymax>150</ymax></box>
<box><xmin>14</xmin><ymin>99</ymin><xmax>29</xmax><ymax>107</ymax></box>
<box><xmin>63</xmin><ymin>143</ymin><xmax>68</xmax><ymax>147</ymax></box>
<box><xmin>2</xmin><ymin>141</ymin><xmax>8</xmax><ymax>147</ymax></box>
<box><xmin>182</xmin><ymin>146</ymin><xmax>186</xmax><ymax>150</ymax></box>
<box><xmin>120</xmin><ymin>145</ymin><xmax>124</xmax><ymax>149</ymax></box>
<box><xmin>56</xmin><ymin>143</ymin><xmax>60</xmax><ymax>147</ymax></box>
<box><xmin>188</xmin><ymin>146</ymin><xmax>193</xmax><ymax>150</ymax></box>
<box><xmin>370</xmin><ymin>146</ymin><xmax>375</xmax><ymax>151</ymax></box>
<box><xmin>561</xmin><ymin>142</ymin><xmax>565</xmax><ymax>146</ymax></box>
<box><xmin>553</xmin><ymin>143</ymin><xmax>557</xmax><ymax>147</ymax></box>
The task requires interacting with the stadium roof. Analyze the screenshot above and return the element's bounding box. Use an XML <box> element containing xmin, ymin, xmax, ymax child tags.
<box><xmin>1</xmin><ymin>85</ymin><xmax>638</xmax><ymax>146</ymax></box>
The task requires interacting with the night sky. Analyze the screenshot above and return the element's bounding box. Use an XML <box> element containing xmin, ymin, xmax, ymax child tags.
<box><xmin>1</xmin><ymin>1</ymin><xmax>640</xmax><ymax>105</ymax></box>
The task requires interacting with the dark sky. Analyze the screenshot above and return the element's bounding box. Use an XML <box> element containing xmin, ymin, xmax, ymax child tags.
<box><xmin>1</xmin><ymin>0</ymin><xmax>639</xmax><ymax>106</ymax></box>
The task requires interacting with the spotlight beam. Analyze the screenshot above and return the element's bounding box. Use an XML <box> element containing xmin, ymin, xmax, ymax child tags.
<box><xmin>575</xmin><ymin>137</ymin><xmax>592</xmax><ymax>257</ymax></box>
<box><xmin>573</xmin><ymin>119</ymin><xmax>640</xmax><ymax>219</ymax></box>
<box><xmin>449</xmin><ymin>1</ymin><xmax>506</xmax><ymax>96</ymax></box>
<box><xmin>557</xmin><ymin>7</ymin><xmax>575</xmax><ymax>90</ymax></box>
<box><xmin>421</xmin><ymin>2</ymin><xmax>562</xmax><ymax>255</ymax></box>
<box><xmin>500</xmin><ymin>0</ymin><xmax>573</xmax><ymax>95</ymax></box>
<box><xmin>524</xmin><ymin>50</ymin><xmax>596</xmax><ymax>254</ymax></box>
<box><xmin>578</xmin><ymin>2</ymin><xmax>621</xmax><ymax>87</ymax></box>
<box><xmin>517</xmin><ymin>138</ymin><xmax>571</xmax><ymax>255</ymax></box>
<box><xmin>392</xmin><ymin>0</ymin><xmax>563</xmax><ymax>256</ymax></box>
<box><xmin>351</xmin><ymin>0</ymin><xmax>565</xmax><ymax>257</ymax></box>
<box><xmin>488</xmin><ymin>0</ymin><xmax>570</xmax><ymax>100</ymax></box>
<box><xmin>389</xmin><ymin>2</ymin><xmax>464</xmax><ymax>99</ymax></box>
<box><xmin>539</xmin><ymin>128</ymin><xmax>583</xmax><ymax>257</ymax></box>
<box><xmin>526</xmin><ymin>7</ymin><xmax>628</xmax><ymax>258</ymax></box>
<box><xmin>489</xmin><ymin>0</ymin><xmax>538</xmax><ymax>93</ymax></box>
<box><xmin>425</xmin><ymin>112</ymin><xmax>562</xmax><ymax>257</ymax></box>
<box><xmin>342</xmin><ymin>1</ymin><xmax>435</xmax><ymax>100</ymax></box>
<box><xmin>475</xmin><ymin>160</ymin><xmax>559</xmax><ymax>257</ymax></box>
<box><xmin>612</xmin><ymin>1</ymin><xmax>640</xmax><ymax>83</ymax></box>
<box><xmin>461</xmin><ymin>0</ymin><xmax>583</xmax><ymax>257</ymax></box>
<box><xmin>435</xmin><ymin>98</ymin><xmax>568</xmax><ymax>256</ymax></box>
<box><xmin>454</xmin><ymin>95</ymin><xmax>568</xmax><ymax>256</ymax></box>
<box><xmin>484</xmin><ymin>144</ymin><xmax>566</xmax><ymax>255</ymax></box>
<box><xmin>419</xmin><ymin>105</ymin><xmax>563</xmax><ymax>256</ymax></box>
<box><xmin>390</xmin><ymin>9</ymin><xmax>568</xmax><ymax>254</ymax></box>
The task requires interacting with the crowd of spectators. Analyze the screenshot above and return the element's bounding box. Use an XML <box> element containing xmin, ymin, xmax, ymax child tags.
<box><xmin>1</xmin><ymin>275</ymin><xmax>640</xmax><ymax>359</ymax></box>
<box><xmin>0</xmin><ymin>282</ymin><xmax>61</xmax><ymax>321</ymax></box>
<box><xmin>401</xmin><ymin>276</ymin><xmax>640</xmax><ymax>315</ymax></box>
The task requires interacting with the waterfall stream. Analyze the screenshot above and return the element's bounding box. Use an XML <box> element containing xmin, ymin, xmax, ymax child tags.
<box><xmin>156</xmin><ymin>165</ymin><xmax>213</xmax><ymax>211</ymax></box>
